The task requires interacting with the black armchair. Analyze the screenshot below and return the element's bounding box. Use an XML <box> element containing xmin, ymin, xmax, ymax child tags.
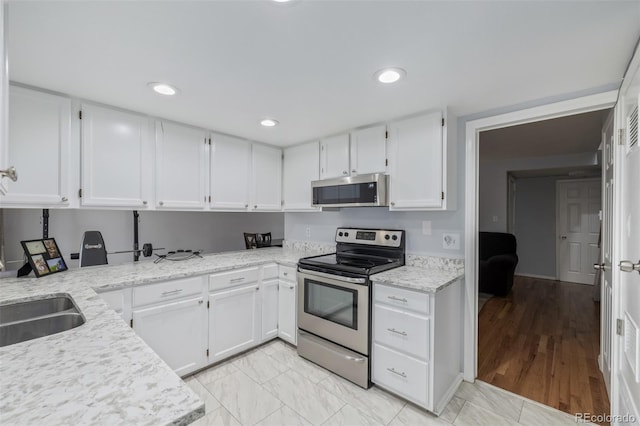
<box><xmin>479</xmin><ymin>232</ymin><xmax>519</xmax><ymax>296</ymax></box>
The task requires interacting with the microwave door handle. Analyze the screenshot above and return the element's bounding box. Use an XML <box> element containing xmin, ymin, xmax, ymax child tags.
<box><xmin>298</xmin><ymin>268</ymin><xmax>366</xmax><ymax>284</ymax></box>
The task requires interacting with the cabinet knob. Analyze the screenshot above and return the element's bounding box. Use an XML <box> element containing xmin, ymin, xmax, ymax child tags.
<box><xmin>61</xmin><ymin>197</ymin><xmax>68</xmax><ymax>202</ymax></box>
<box><xmin>351</xmin><ymin>169</ymin><xmax>356</xmax><ymax>173</ymax></box>
<box><xmin>390</xmin><ymin>202</ymin><xmax>395</xmax><ymax>206</ymax></box>
<box><xmin>256</xmin><ymin>287</ymin><xmax>260</xmax><ymax>291</ymax></box>
<box><xmin>245</xmin><ymin>204</ymin><xmax>249</xmax><ymax>208</ymax></box>
<box><xmin>254</xmin><ymin>205</ymin><xmax>258</xmax><ymax>209</ymax></box>
<box><xmin>142</xmin><ymin>200</ymin><xmax>148</xmax><ymax>205</ymax></box>
<box><xmin>159</xmin><ymin>201</ymin><xmax>164</xmax><ymax>206</ymax></box>
<box><xmin>198</xmin><ymin>300</ymin><xmax>204</xmax><ymax>304</ymax></box>
<box><xmin>342</xmin><ymin>171</ymin><xmax>348</xmax><ymax>175</ymax></box>
<box><xmin>289</xmin><ymin>285</ymin><xmax>294</xmax><ymax>290</ymax></box>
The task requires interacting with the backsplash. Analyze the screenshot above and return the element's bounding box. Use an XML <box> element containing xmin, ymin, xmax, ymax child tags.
<box><xmin>406</xmin><ymin>254</ymin><xmax>464</xmax><ymax>272</ymax></box>
<box><xmin>282</xmin><ymin>240</ymin><xmax>335</xmax><ymax>254</ymax></box>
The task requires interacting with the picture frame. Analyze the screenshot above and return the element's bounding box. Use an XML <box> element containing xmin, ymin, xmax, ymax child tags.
<box><xmin>20</xmin><ymin>238</ymin><xmax>68</xmax><ymax>278</ymax></box>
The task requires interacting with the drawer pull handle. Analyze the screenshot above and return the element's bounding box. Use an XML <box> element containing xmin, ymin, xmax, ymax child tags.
<box><xmin>346</xmin><ymin>355</ymin><xmax>365</xmax><ymax>363</ymax></box>
<box><xmin>198</xmin><ymin>300</ymin><xmax>203</xmax><ymax>304</ymax></box>
<box><xmin>283</xmin><ymin>272</ymin><xmax>288</xmax><ymax>276</ymax></box>
<box><xmin>387</xmin><ymin>367</ymin><xmax>407</xmax><ymax>378</ymax></box>
<box><xmin>387</xmin><ymin>328</ymin><xmax>407</xmax><ymax>336</ymax></box>
<box><xmin>230</xmin><ymin>277</ymin><xmax>245</xmax><ymax>283</ymax></box>
<box><xmin>289</xmin><ymin>285</ymin><xmax>294</xmax><ymax>290</ymax></box>
<box><xmin>161</xmin><ymin>289</ymin><xmax>183</xmax><ymax>296</ymax></box>
<box><xmin>387</xmin><ymin>296</ymin><xmax>408</xmax><ymax>303</ymax></box>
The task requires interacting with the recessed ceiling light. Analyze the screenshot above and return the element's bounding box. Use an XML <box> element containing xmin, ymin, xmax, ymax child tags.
<box><xmin>260</xmin><ymin>118</ymin><xmax>279</xmax><ymax>127</ymax></box>
<box><xmin>374</xmin><ymin>68</ymin><xmax>406</xmax><ymax>84</ymax></box>
<box><xmin>147</xmin><ymin>82</ymin><xmax>178</xmax><ymax>96</ymax></box>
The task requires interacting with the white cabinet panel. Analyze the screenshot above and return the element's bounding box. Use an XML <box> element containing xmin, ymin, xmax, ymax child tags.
<box><xmin>261</xmin><ymin>278</ymin><xmax>279</xmax><ymax>342</ymax></box>
<box><xmin>283</xmin><ymin>141</ymin><xmax>320</xmax><ymax>211</ymax></box>
<box><xmin>372</xmin><ymin>343</ymin><xmax>428</xmax><ymax>406</ymax></box>
<box><xmin>133</xmin><ymin>296</ymin><xmax>208</xmax><ymax>377</ymax></box>
<box><xmin>209</xmin><ymin>282</ymin><xmax>260</xmax><ymax>362</ymax></box>
<box><xmin>81</xmin><ymin>104</ymin><xmax>151</xmax><ymax>208</ymax></box>
<box><xmin>387</xmin><ymin>112</ymin><xmax>443</xmax><ymax>210</ymax></box>
<box><xmin>210</xmin><ymin>133</ymin><xmax>250</xmax><ymax>210</ymax></box>
<box><xmin>155</xmin><ymin>121</ymin><xmax>208</xmax><ymax>209</ymax></box>
<box><xmin>98</xmin><ymin>288</ymin><xmax>131</xmax><ymax>322</ymax></box>
<box><xmin>3</xmin><ymin>86</ymin><xmax>71</xmax><ymax>206</ymax></box>
<box><xmin>251</xmin><ymin>143</ymin><xmax>282</xmax><ymax>211</ymax></box>
<box><xmin>320</xmin><ymin>133</ymin><xmax>350</xmax><ymax>179</ymax></box>
<box><xmin>350</xmin><ymin>125</ymin><xmax>386</xmax><ymax>175</ymax></box>
<box><xmin>278</xmin><ymin>280</ymin><xmax>297</xmax><ymax>345</ymax></box>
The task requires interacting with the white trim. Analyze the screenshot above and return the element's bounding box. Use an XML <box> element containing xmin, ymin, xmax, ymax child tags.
<box><xmin>463</xmin><ymin>90</ymin><xmax>617</xmax><ymax>382</ymax></box>
<box><xmin>514</xmin><ymin>273</ymin><xmax>557</xmax><ymax>281</ymax></box>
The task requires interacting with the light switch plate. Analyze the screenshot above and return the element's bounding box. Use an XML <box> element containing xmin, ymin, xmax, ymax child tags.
<box><xmin>442</xmin><ymin>232</ymin><xmax>460</xmax><ymax>250</ymax></box>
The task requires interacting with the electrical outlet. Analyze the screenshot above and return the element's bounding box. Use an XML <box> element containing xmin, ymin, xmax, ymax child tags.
<box><xmin>422</xmin><ymin>221</ymin><xmax>432</xmax><ymax>235</ymax></box>
<box><xmin>305</xmin><ymin>227</ymin><xmax>311</xmax><ymax>238</ymax></box>
<box><xmin>492</xmin><ymin>215</ymin><xmax>499</xmax><ymax>223</ymax></box>
<box><xmin>442</xmin><ymin>232</ymin><xmax>460</xmax><ymax>250</ymax></box>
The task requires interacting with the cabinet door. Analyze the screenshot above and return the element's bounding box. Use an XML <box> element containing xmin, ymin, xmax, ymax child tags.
<box><xmin>156</xmin><ymin>121</ymin><xmax>208</xmax><ymax>209</ymax></box>
<box><xmin>251</xmin><ymin>144</ymin><xmax>282</xmax><ymax>211</ymax></box>
<box><xmin>2</xmin><ymin>86</ymin><xmax>71</xmax><ymax>206</ymax></box>
<box><xmin>320</xmin><ymin>133</ymin><xmax>350</xmax><ymax>179</ymax></box>
<box><xmin>81</xmin><ymin>104</ymin><xmax>151</xmax><ymax>207</ymax></box>
<box><xmin>350</xmin><ymin>125</ymin><xmax>386</xmax><ymax>175</ymax></box>
<box><xmin>387</xmin><ymin>112</ymin><xmax>443</xmax><ymax>209</ymax></box>
<box><xmin>283</xmin><ymin>141</ymin><xmax>320</xmax><ymax>211</ymax></box>
<box><xmin>209</xmin><ymin>282</ymin><xmax>260</xmax><ymax>362</ymax></box>
<box><xmin>210</xmin><ymin>133</ymin><xmax>250</xmax><ymax>210</ymax></box>
<box><xmin>278</xmin><ymin>280</ymin><xmax>297</xmax><ymax>345</ymax></box>
<box><xmin>133</xmin><ymin>296</ymin><xmax>207</xmax><ymax>377</ymax></box>
<box><xmin>261</xmin><ymin>278</ymin><xmax>279</xmax><ymax>342</ymax></box>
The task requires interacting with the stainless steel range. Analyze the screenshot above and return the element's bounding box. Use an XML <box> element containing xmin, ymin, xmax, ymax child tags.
<box><xmin>297</xmin><ymin>228</ymin><xmax>405</xmax><ymax>388</ymax></box>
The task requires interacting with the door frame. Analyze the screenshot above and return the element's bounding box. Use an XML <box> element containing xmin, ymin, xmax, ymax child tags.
<box><xmin>554</xmin><ymin>177</ymin><xmax>601</xmax><ymax>284</ymax></box>
<box><xmin>463</xmin><ymin>90</ymin><xmax>618</xmax><ymax>382</ymax></box>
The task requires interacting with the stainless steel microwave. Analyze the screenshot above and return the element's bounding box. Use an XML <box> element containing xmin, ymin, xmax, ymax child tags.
<box><xmin>311</xmin><ymin>173</ymin><xmax>388</xmax><ymax>208</ymax></box>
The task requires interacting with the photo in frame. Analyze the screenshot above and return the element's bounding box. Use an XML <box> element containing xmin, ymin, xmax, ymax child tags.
<box><xmin>20</xmin><ymin>238</ymin><xmax>68</xmax><ymax>278</ymax></box>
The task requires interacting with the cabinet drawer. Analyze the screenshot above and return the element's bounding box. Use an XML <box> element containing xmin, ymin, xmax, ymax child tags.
<box><xmin>263</xmin><ymin>264</ymin><xmax>278</xmax><ymax>279</ymax></box>
<box><xmin>374</xmin><ymin>284</ymin><xmax>430</xmax><ymax>314</ymax></box>
<box><xmin>133</xmin><ymin>276</ymin><xmax>204</xmax><ymax>307</ymax></box>
<box><xmin>279</xmin><ymin>265</ymin><xmax>296</xmax><ymax>281</ymax></box>
<box><xmin>209</xmin><ymin>267</ymin><xmax>259</xmax><ymax>291</ymax></box>
<box><xmin>374</xmin><ymin>304</ymin><xmax>429</xmax><ymax>360</ymax></box>
<box><xmin>372</xmin><ymin>343</ymin><xmax>428</xmax><ymax>406</ymax></box>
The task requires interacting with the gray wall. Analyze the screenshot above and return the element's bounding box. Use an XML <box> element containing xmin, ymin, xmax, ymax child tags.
<box><xmin>2</xmin><ymin>209</ymin><xmax>284</xmax><ymax>271</ymax></box>
<box><xmin>513</xmin><ymin>176</ymin><xmax>558</xmax><ymax>278</ymax></box>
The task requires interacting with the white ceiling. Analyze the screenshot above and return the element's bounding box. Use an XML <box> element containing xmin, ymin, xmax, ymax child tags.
<box><xmin>6</xmin><ymin>1</ymin><xmax>640</xmax><ymax>147</ymax></box>
<box><xmin>479</xmin><ymin>109</ymin><xmax>610</xmax><ymax>159</ymax></box>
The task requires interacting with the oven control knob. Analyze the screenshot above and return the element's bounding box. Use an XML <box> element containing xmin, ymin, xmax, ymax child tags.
<box><xmin>392</xmin><ymin>235</ymin><xmax>398</xmax><ymax>241</ymax></box>
<box><xmin>344</xmin><ymin>232</ymin><xmax>349</xmax><ymax>237</ymax></box>
<box><xmin>385</xmin><ymin>234</ymin><xmax>390</xmax><ymax>240</ymax></box>
<box><xmin>338</xmin><ymin>232</ymin><xmax>343</xmax><ymax>237</ymax></box>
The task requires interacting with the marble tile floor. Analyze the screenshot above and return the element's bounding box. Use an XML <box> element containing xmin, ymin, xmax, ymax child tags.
<box><xmin>184</xmin><ymin>340</ymin><xmax>591</xmax><ymax>426</ymax></box>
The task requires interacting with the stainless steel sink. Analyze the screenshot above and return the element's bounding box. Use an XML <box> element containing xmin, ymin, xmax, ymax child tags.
<box><xmin>0</xmin><ymin>295</ymin><xmax>85</xmax><ymax>347</ymax></box>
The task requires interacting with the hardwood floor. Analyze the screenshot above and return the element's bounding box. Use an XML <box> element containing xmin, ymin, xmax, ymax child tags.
<box><xmin>478</xmin><ymin>276</ymin><xmax>610</xmax><ymax>425</ymax></box>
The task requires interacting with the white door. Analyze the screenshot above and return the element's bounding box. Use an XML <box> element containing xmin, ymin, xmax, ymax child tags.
<box><xmin>320</xmin><ymin>133</ymin><xmax>350</xmax><ymax>179</ymax></box>
<box><xmin>599</xmin><ymin>110</ymin><xmax>615</xmax><ymax>394</ymax></box>
<box><xmin>81</xmin><ymin>104</ymin><xmax>151</xmax><ymax>208</ymax></box>
<box><xmin>387</xmin><ymin>112</ymin><xmax>444</xmax><ymax>209</ymax></box>
<box><xmin>133</xmin><ymin>296</ymin><xmax>207</xmax><ymax>377</ymax></box>
<box><xmin>210</xmin><ymin>133</ymin><xmax>250</xmax><ymax>210</ymax></box>
<box><xmin>283</xmin><ymin>141</ymin><xmax>320</xmax><ymax>211</ymax></box>
<box><xmin>208</xmin><ymin>283</ymin><xmax>260</xmax><ymax>362</ymax></box>
<box><xmin>3</xmin><ymin>86</ymin><xmax>71</xmax><ymax>206</ymax></box>
<box><xmin>278</xmin><ymin>280</ymin><xmax>297</xmax><ymax>345</ymax></box>
<box><xmin>612</xmin><ymin>46</ymin><xmax>640</xmax><ymax>423</ymax></box>
<box><xmin>350</xmin><ymin>125</ymin><xmax>387</xmax><ymax>175</ymax></box>
<box><xmin>251</xmin><ymin>143</ymin><xmax>282</xmax><ymax>211</ymax></box>
<box><xmin>261</xmin><ymin>278</ymin><xmax>279</xmax><ymax>342</ymax></box>
<box><xmin>155</xmin><ymin>121</ymin><xmax>208</xmax><ymax>209</ymax></box>
<box><xmin>557</xmin><ymin>179</ymin><xmax>601</xmax><ymax>284</ymax></box>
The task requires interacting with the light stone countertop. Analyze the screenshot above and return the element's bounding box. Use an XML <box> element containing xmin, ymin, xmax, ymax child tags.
<box><xmin>0</xmin><ymin>247</ymin><xmax>321</xmax><ymax>426</ymax></box>
<box><xmin>0</xmin><ymin>244</ymin><xmax>462</xmax><ymax>425</ymax></box>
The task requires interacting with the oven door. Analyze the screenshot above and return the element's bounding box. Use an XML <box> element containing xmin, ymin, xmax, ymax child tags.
<box><xmin>297</xmin><ymin>268</ymin><xmax>369</xmax><ymax>355</ymax></box>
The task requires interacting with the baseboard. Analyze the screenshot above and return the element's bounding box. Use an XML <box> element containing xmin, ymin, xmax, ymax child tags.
<box><xmin>515</xmin><ymin>273</ymin><xmax>557</xmax><ymax>280</ymax></box>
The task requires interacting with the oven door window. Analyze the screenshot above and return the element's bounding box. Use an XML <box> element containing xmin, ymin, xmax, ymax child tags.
<box><xmin>304</xmin><ymin>279</ymin><xmax>358</xmax><ymax>329</ymax></box>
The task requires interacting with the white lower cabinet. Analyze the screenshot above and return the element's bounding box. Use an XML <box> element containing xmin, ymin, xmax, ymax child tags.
<box><xmin>131</xmin><ymin>276</ymin><xmax>208</xmax><ymax>377</ymax></box>
<box><xmin>278</xmin><ymin>265</ymin><xmax>297</xmax><ymax>345</ymax></box>
<box><xmin>372</xmin><ymin>280</ymin><xmax>463</xmax><ymax>415</ymax></box>
<box><xmin>208</xmin><ymin>281</ymin><xmax>261</xmax><ymax>363</ymax></box>
<box><xmin>261</xmin><ymin>278</ymin><xmax>279</xmax><ymax>342</ymax></box>
<box><xmin>98</xmin><ymin>288</ymin><xmax>131</xmax><ymax>322</ymax></box>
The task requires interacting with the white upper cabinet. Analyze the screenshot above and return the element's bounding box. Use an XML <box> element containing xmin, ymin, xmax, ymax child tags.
<box><xmin>210</xmin><ymin>133</ymin><xmax>250</xmax><ymax>210</ymax></box>
<box><xmin>155</xmin><ymin>121</ymin><xmax>208</xmax><ymax>210</ymax></box>
<box><xmin>387</xmin><ymin>110</ymin><xmax>457</xmax><ymax>211</ymax></box>
<box><xmin>320</xmin><ymin>133</ymin><xmax>350</xmax><ymax>179</ymax></box>
<box><xmin>283</xmin><ymin>141</ymin><xmax>320</xmax><ymax>211</ymax></box>
<box><xmin>349</xmin><ymin>125</ymin><xmax>387</xmax><ymax>175</ymax></box>
<box><xmin>80</xmin><ymin>104</ymin><xmax>151</xmax><ymax>208</ymax></box>
<box><xmin>251</xmin><ymin>143</ymin><xmax>282</xmax><ymax>211</ymax></box>
<box><xmin>2</xmin><ymin>86</ymin><xmax>71</xmax><ymax>206</ymax></box>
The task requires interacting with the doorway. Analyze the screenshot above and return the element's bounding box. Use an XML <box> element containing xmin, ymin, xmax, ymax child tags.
<box><xmin>465</xmin><ymin>91</ymin><xmax>618</xmax><ymax>421</ymax></box>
